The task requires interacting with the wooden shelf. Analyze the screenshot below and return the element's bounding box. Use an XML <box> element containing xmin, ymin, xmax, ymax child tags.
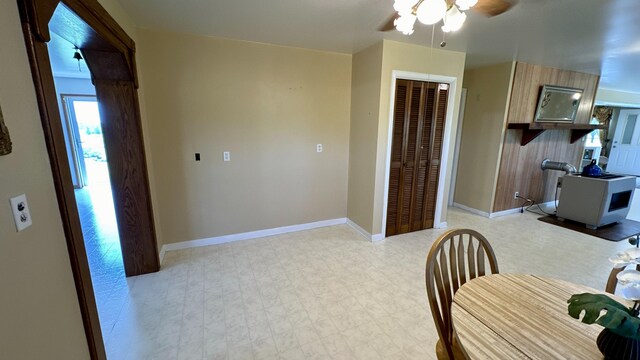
<box><xmin>507</xmin><ymin>123</ymin><xmax>606</xmax><ymax>146</ymax></box>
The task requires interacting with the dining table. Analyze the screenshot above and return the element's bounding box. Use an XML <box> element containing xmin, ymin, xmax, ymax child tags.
<box><xmin>451</xmin><ymin>273</ymin><xmax>631</xmax><ymax>359</ymax></box>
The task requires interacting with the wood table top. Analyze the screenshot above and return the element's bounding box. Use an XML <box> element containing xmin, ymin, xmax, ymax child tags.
<box><xmin>451</xmin><ymin>273</ymin><xmax>630</xmax><ymax>360</ymax></box>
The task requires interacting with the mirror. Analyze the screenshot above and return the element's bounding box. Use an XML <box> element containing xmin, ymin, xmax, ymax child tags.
<box><xmin>534</xmin><ymin>85</ymin><xmax>583</xmax><ymax>123</ymax></box>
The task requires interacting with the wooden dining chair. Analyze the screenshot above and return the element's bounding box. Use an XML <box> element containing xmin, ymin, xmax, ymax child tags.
<box><xmin>425</xmin><ymin>229</ymin><xmax>500</xmax><ymax>360</ymax></box>
<box><xmin>605</xmin><ymin>264</ymin><xmax>640</xmax><ymax>294</ymax></box>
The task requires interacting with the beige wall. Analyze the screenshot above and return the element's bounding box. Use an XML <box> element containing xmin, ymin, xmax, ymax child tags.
<box><xmin>137</xmin><ymin>29</ymin><xmax>352</xmax><ymax>244</ymax></box>
<box><xmin>373</xmin><ymin>40</ymin><xmax>466</xmax><ymax>234</ymax></box>
<box><xmin>97</xmin><ymin>0</ymin><xmax>137</xmax><ymax>39</ymax></box>
<box><xmin>0</xmin><ymin>0</ymin><xmax>89</xmax><ymax>358</ymax></box>
<box><xmin>454</xmin><ymin>62</ymin><xmax>514</xmax><ymax>213</ymax></box>
<box><xmin>346</xmin><ymin>42</ymin><xmax>383</xmax><ymax>233</ymax></box>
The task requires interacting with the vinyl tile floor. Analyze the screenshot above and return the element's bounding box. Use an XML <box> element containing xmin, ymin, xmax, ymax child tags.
<box><xmin>75</xmin><ymin>159</ymin><xmax>133</xmax><ymax>346</ymax></box>
<box><xmin>102</xmin><ymin>203</ymin><xmax>640</xmax><ymax>360</ymax></box>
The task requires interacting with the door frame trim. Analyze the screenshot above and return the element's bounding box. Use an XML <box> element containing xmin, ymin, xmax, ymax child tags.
<box><xmin>608</xmin><ymin>108</ymin><xmax>640</xmax><ymax>175</ymax></box>
<box><xmin>381</xmin><ymin>70</ymin><xmax>458</xmax><ymax>238</ymax></box>
<box><xmin>17</xmin><ymin>0</ymin><xmax>158</xmax><ymax>358</ymax></box>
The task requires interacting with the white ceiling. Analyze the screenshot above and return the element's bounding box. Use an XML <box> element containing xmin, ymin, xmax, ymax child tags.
<box><xmin>50</xmin><ymin>0</ymin><xmax>640</xmax><ymax>94</ymax></box>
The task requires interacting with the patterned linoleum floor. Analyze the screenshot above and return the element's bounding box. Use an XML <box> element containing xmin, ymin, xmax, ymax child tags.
<box><xmin>100</xmin><ymin>202</ymin><xmax>640</xmax><ymax>360</ymax></box>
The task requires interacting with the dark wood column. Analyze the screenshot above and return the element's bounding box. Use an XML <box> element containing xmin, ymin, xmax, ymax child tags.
<box><xmin>90</xmin><ymin>75</ymin><xmax>159</xmax><ymax>276</ymax></box>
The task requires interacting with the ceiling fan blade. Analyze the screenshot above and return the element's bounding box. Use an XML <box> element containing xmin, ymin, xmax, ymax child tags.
<box><xmin>472</xmin><ymin>0</ymin><xmax>515</xmax><ymax>17</ymax></box>
<box><xmin>378</xmin><ymin>13</ymin><xmax>398</xmax><ymax>32</ymax></box>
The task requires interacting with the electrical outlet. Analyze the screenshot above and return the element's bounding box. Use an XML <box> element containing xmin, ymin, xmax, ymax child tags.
<box><xmin>223</xmin><ymin>151</ymin><xmax>230</xmax><ymax>162</ymax></box>
<box><xmin>316</xmin><ymin>144</ymin><xmax>323</xmax><ymax>153</ymax></box>
<box><xmin>514</xmin><ymin>192</ymin><xmax>519</xmax><ymax>199</ymax></box>
<box><xmin>10</xmin><ymin>194</ymin><xmax>32</xmax><ymax>232</ymax></box>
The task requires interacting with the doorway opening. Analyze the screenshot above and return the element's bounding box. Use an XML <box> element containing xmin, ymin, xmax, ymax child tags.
<box><xmin>59</xmin><ymin>93</ymin><xmax>126</xmax><ymax>343</ymax></box>
<box><xmin>608</xmin><ymin>108</ymin><xmax>640</xmax><ymax>176</ymax></box>
<box><xmin>50</xmin><ymin>27</ymin><xmax>129</xmax><ymax>349</ymax></box>
<box><xmin>19</xmin><ymin>0</ymin><xmax>161</xmax><ymax>357</ymax></box>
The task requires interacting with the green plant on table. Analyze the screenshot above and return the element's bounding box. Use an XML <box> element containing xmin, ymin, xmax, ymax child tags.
<box><xmin>568</xmin><ymin>246</ymin><xmax>640</xmax><ymax>340</ymax></box>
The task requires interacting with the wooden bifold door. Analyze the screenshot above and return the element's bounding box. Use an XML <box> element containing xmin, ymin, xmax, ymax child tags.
<box><xmin>386</xmin><ymin>79</ymin><xmax>449</xmax><ymax>236</ymax></box>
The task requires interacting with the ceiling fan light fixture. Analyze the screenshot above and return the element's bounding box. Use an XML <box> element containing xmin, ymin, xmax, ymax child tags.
<box><xmin>395</xmin><ymin>13</ymin><xmax>417</xmax><ymax>35</ymax></box>
<box><xmin>416</xmin><ymin>0</ymin><xmax>447</xmax><ymax>25</ymax></box>
<box><xmin>442</xmin><ymin>5</ymin><xmax>467</xmax><ymax>32</ymax></box>
<box><xmin>455</xmin><ymin>0</ymin><xmax>478</xmax><ymax>11</ymax></box>
<box><xmin>393</xmin><ymin>0</ymin><xmax>418</xmax><ymax>14</ymax></box>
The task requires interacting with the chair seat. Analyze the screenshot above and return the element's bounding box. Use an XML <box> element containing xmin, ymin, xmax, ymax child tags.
<box><xmin>436</xmin><ymin>337</ymin><xmax>467</xmax><ymax>360</ymax></box>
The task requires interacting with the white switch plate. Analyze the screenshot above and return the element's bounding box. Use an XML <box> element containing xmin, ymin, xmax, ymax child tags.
<box><xmin>316</xmin><ymin>144</ymin><xmax>323</xmax><ymax>153</ymax></box>
<box><xmin>223</xmin><ymin>151</ymin><xmax>231</xmax><ymax>161</ymax></box>
<box><xmin>10</xmin><ymin>194</ymin><xmax>32</xmax><ymax>232</ymax></box>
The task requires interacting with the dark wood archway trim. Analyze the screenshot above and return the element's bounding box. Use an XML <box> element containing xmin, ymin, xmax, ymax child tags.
<box><xmin>17</xmin><ymin>0</ymin><xmax>159</xmax><ymax>358</ymax></box>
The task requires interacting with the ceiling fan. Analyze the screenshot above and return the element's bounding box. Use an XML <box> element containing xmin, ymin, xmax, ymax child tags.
<box><xmin>379</xmin><ymin>0</ymin><xmax>515</xmax><ymax>35</ymax></box>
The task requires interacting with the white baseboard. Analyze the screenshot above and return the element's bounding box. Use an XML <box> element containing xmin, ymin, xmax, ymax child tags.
<box><xmin>434</xmin><ymin>221</ymin><xmax>448</xmax><ymax>229</ymax></box>
<box><xmin>160</xmin><ymin>218</ymin><xmax>347</xmax><ymax>255</ymax></box>
<box><xmin>453</xmin><ymin>201</ymin><xmax>557</xmax><ymax>219</ymax></box>
<box><xmin>159</xmin><ymin>246</ymin><xmax>166</xmax><ymax>264</ymax></box>
<box><xmin>452</xmin><ymin>202</ymin><xmax>490</xmax><ymax>218</ymax></box>
<box><xmin>346</xmin><ymin>219</ymin><xmax>385</xmax><ymax>242</ymax></box>
<box><xmin>488</xmin><ymin>208</ymin><xmax>521</xmax><ymax>218</ymax></box>
<box><xmin>491</xmin><ymin>200</ymin><xmax>557</xmax><ymax>218</ymax></box>
<box><xmin>371</xmin><ymin>233</ymin><xmax>385</xmax><ymax>242</ymax></box>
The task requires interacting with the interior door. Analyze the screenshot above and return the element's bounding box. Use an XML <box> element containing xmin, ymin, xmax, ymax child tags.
<box><xmin>608</xmin><ymin>109</ymin><xmax>640</xmax><ymax>176</ymax></box>
<box><xmin>386</xmin><ymin>80</ymin><xmax>448</xmax><ymax>236</ymax></box>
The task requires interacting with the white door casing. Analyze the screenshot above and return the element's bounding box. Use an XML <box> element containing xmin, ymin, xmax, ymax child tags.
<box><xmin>381</xmin><ymin>70</ymin><xmax>457</xmax><ymax>238</ymax></box>
<box><xmin>608</xmin><ymin>109</ymin><xmax>640</xmax><ymax>176</ymax></box>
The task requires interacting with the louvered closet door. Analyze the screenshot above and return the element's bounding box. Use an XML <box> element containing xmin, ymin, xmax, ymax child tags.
<box><xmin>386</xmin><ymin>80</ymin><xmax>449</xmax><ymax>236</ymax></box>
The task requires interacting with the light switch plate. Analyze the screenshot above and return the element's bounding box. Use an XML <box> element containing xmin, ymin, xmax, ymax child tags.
<box><xmin>223</xmin><ymin>151</ymin><xmax>231</xmax><ymax>162</ymax></box>
<box><xmin>10</xmin><ymin>194</ymin><xmax>32</xmax><ymax>232</ymax></box>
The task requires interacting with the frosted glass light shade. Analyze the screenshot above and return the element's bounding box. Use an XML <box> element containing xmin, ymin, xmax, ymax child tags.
<box><xmin>416</xmin><ymin>0</ymin><xmax>447</xmax><ymax>25</ymax></box>
<box><xmin>394</xmin><ymin>0</ymin><xmax>418</xmax><ymax>14</ymax></box>
<box><xmin>442</xmin><ymin>5</ymin><xmax>467</xmax><ymax>32</ymax></box>
<box><xmin>456</xmin><ymin>0</ymin><xmax>478</xmax><ymax>11</ymax></box>
<box><xmin>395</xmin><ymin>13</ymin><xmax>417</xmax><ymax>35</ymax></box>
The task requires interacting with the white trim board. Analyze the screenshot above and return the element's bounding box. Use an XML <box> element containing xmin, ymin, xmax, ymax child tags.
<box><xmin>160</xmin><ymin>218</ymin><xmax>347</xmax><ymax>260</ymax></box>
<box><xmin>346</xmin><ymin>219</ymin><xmax>385</xmax><ymax>242</ymax></box>
<box><xmin>381</xmin><ymin>70</ymin><xmax>458</xmax><ymax>239</ymax></box>
<box><xmin>452</xmin><ymin>202</ymin><xmax>490</xmax><ymax>218</ymax></box>
<box><xmin>449</xmin><ymin>88</ymin><xmax>467</xmax><ymax>207</ymax></box>
<box><xmin>453</xmin><ymin>201</ymin><xmax>557</xmax><ymax>219</ymax></box>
